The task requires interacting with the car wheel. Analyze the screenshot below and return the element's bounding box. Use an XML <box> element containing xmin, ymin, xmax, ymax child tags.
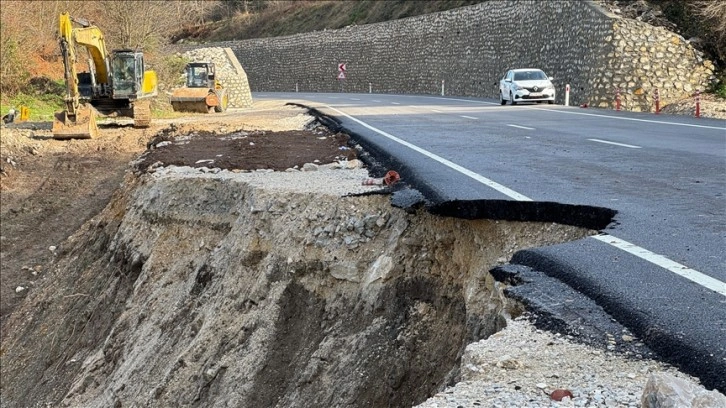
<box><xmin>500</xmin><ymin>92</ymin><xmax>506</xmax><ymax>105</ymax></box>
<box><xmin>548</xmin><ymin>100</ymin><xmax>554</xmax><ymax>104</ymax></box>
<box><xmin>510</xmin><ymin>92</ymin><xmax>517</xmax><ymax>105</ymax></box>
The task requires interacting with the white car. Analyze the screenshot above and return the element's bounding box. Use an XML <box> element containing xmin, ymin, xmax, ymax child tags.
<box><xmin>499</xmin><ymin>68</ymin><xmax>556</xmax><ymax>105</ymax></box>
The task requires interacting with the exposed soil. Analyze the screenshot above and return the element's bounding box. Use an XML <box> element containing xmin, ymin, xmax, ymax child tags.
<box><xmin>0</xmin><ymin>102</ymin><xmax>350</xmax><ymax>330</ymax></box>
<box><xmin>137</xmin><ymin>127</ymin><xmax>355</xmax><ymax>174</ymax></box>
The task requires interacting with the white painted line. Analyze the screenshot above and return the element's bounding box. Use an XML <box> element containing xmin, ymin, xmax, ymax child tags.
<box><xmin>592</xmin><ymin>234</ymin><xmax>726</xmax><ymax>296</ymax></box>
<box><xmin>372</xmin><ymin>95</ymin><xmax>722</xmax><ymax>129</ymax></box>
<box><xmin>588</xmin><ymin>138</ymin><xmax>642</xmax><ymax>149</ymax></box>
<box><xmin>350</xmin><ymin>98</ymin><xmax>361</xmax><ymax>101</ymax></box>
<box><xmin>431</xmin><ymin>109</ymin><xmax>442</xmax><ymax>113</ymax></box>
<box><xmin>534</xmin><ymin>107</ymin><xmax>725</xmax><ymax>130</ymax></box>
<box><xmin>460</xmin><ymin>115</ymin><xmax>478</xmax><ymax>120</ymax></box>
<box><xmin>426</xmin><ymin>96</ymin><xmax>499</xmax><ymax>105</ymax></box>
<box><xmin>325</xmin><ymin>105</ymin><xmax>726</xmax><ymax>297</ymax></box>
<box><xmin>326</xmin><ymin>106</ymin><xmax>532</xmax><ymax>201</ymax></box>
<box><xmin>508</xmin><ymin>124</ymin><xmax>534</xmax><ymax>130</ymax></box>
<box><xmin>391</xmin><ymin>102</ymin><xmax>401</xmax><ymax>105</ymax></box>
<box><xmin>372</xmin><ymin>100</ymin><xmax>381</xmax><ymax>102</ymax></box>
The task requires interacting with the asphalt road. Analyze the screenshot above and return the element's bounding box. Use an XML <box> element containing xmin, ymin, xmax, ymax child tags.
<box><xmin>255</xmin><ymin>92</ymin><xmax>726</xmax><ymax>391</ymax></box>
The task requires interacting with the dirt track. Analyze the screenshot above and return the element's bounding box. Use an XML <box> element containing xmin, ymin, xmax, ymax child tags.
<box><xmin>0</xmin><ymin>101</ymin><xmax>348</xmax><ymax>329</ymax></box>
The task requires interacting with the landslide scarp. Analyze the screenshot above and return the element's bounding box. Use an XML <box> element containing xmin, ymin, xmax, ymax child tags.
<box><xmin>0</xmin><ymin>166</ymin><xmax>592</xmax><ymax>408</ymax></box>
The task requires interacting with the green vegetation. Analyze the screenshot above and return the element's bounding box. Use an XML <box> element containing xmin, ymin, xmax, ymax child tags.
<box><xmin>149</xmin><ymin>53</ymin><xmax>191</xmax><ymax>114</ymax></box>
<box><xmin>0</xmin><ymin>95</ymin><xmax>62</xmax><ymax>121</ymax></box>
<box><xmin>0</xmin><ymin>37</ymin><xmax>30</xmax><ymax>96</ymax></box>
<box><xmin>711</xmin><ymin>74</ymin><xmax>726</xmax><ymax>99</ymax></box>
<box><xmin>0</xmin><ymin>78</ymin><xmax>65</xmax><ymax>121</ymax></box>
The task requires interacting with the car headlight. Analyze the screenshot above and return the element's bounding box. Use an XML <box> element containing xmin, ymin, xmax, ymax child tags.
<box><xmin>545</xmin><ymin>83</ymin><xmax>555</xmax><ymax>90</ymax></box>
<box><xmin>512</xmin><ymin>83</ymin><xmax>522</xmax><ymax>91</ymax></box>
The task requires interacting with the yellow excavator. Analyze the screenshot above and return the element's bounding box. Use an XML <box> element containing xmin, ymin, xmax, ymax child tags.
<box><xmin>53</xmin><ymin>12</ymin><xmax>158</xmax><ymax>139</ymax></box>
<box><xmin>170</xmin><ymin>62</ymin><xmax>228</xmax><ymax>113</ymax></box>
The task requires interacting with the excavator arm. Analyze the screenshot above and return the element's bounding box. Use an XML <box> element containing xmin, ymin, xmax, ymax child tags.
<box><xmin>53</xmin><ymin>12</ymin><xmax>104</xmax><ymax>139</ymax></box>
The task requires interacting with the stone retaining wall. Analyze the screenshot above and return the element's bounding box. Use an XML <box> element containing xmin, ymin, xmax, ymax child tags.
<box><xmin>172</xmin><ymin>0</ymin><xmax>714</xmax><ymax>111</ymax></box>
<box><xmin>181</xmin><ymin>47</ymin><xmax>253</xmax><ymax>108</ymax></box>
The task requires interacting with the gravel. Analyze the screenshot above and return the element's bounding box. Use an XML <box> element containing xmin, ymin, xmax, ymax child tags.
<box><xmin>149</xmin><ymin>162</ymin><xmax>382</xmax><ymax>197</ymax></box>
<box><xmin>415</xmin><ymin>316</ymin><xmax>702</xmax><ymax>408</ymax></box>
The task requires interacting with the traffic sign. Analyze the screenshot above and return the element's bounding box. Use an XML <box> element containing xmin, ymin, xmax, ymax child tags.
<box><xmin>338</xmin><ymin>63</ymin><xmax>346</xmax><ymax>72</ymax></box>
<box><xmin>337</xmin><ymin>71</ymin><xmax>346</xmax><ymax>80</ymax></box>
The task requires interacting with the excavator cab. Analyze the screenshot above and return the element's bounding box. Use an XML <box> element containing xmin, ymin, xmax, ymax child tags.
<box><xmin>111</xmin><ymin>52</ymin><xmax>140</xmax><ymax>98</ymax></box>
<box><xmin>110</xmin><ymin>50</ymin><xmax>157</xmax><ymax>100</ymax></box>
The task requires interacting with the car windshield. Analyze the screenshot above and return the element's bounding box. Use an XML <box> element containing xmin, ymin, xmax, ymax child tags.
<box><xmin>513</xmin><ymin>71</ymin><xmax>547</xmax><ymax>81</ymax></box>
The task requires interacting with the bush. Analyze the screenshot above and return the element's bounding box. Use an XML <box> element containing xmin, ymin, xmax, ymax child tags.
<box><xmin>146</xmin><ymin>53</ymin><xmax>190</xmax><ymax>112</ymax></box>
<box><xmin>710</xmin><ymin>72</ymin><xmax>726</xmax><ymax>99</ymax></box>
<box><xmin>0</xmin><ymin>37</ymin><xmax>30</xmax><ymax>95</ymax></box>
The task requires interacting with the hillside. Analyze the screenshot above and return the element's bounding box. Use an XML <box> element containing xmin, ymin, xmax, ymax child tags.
<box><xmin>171</xmin><ymin>0</ymin><xmax>488</xmax><ymax>43</ymax></box>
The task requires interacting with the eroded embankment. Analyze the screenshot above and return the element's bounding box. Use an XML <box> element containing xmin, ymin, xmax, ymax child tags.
<box><xmin>0</xmin><ymin>168</ymin><xmax>592</xmax><ymax>407</ymax></box>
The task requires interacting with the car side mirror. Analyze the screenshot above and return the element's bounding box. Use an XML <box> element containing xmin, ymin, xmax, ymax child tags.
<box><xmin>548</xmin><ymin>76</ymin><xmax>554</xmax><ymax>81</ymax></box>
<box><xmin>505</xmin><ymin>79</ymin><xmax>512</xmax><ymax>83</ymax></box>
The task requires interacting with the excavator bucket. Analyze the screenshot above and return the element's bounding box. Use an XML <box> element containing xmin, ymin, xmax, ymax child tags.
<box><xmin>52</xmin><ymin>105</ymin><xmax>98</xmax><ymax>139</ymax></box>
<box><xmin>170</xmin><ymin>88</ymin><xmax>219</xmax><ymax>113</ymax></box>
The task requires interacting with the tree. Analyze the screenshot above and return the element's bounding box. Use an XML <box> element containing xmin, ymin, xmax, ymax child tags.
<box><xmin>96</xmin><ymin>1</ymin><xmax>215</xmax><ymax>51</ymax></box>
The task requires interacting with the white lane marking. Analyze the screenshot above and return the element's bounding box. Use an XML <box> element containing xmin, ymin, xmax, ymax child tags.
<box><xmin>508</xmin><ymin>124</ymin><xmax>534</xmax><ymax>130</ymax></box>
<box><xmin>431</xmin><ymin>109</ymin><xmax>442</xmax><ymax>113</ymax></box>
<box><xmin>372</xmin><ymin>100</ymin><xmax>381</xmax><ymax>102</ymax></box>
<box><xmin>592</xmin><ymin>234</ymin><xmax>726</xmax><ymax>296</ymax></box>
<box><xmin>534</xmin><ymin>107</ymin><xmax>725</xmax><ymax>130</ymax></box>
<box><xmin>326</xmin><ymin>106</ymin><xmax>531</xmax><ymax>201</ymax></box>
<box><xmin>350</xmin><ymin>98</ymin><xmax>361</xmax><ymax>101</ymax></box>
<box><xmin>391</xmin><ymin>102</ymin><xmax>401</xmax><ymax>105</ymax></box>
<box><xmin>382</xmin><ymin>95</ymin><xmax>723</xmax><ymax>129</ymax></box>
<box><xmin>460</xmin><ymin>115</ymin><xmax>479</xmax><ymax>120</ymax></box>
<box><xmin>588</xmin><ymin>138</ymin><xmax>642</xmax><ymax>149</ymax></box>
<box><xmin>423</xmin><ymin>96</ymin><xmax>500</xmax><ymax>105</ymax></box>
<box><xmin>325</xmin><ymin>105</ymin><xmax>726</xmax><ymax>297</ymax></box>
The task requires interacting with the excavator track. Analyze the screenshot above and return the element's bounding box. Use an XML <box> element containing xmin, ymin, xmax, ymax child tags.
<box><xmin>132</xmin><ymin>101</ymin><xmax>151</xmax><ymax>128</ymax></box>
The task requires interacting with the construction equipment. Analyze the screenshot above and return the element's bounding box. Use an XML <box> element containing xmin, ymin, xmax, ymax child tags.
<box><xmin>170</xmin><ymin>62</ymin><xmax>228</xmax><ymax>113</ymax></box>
<box><xmin>53</xmin><ymin>12</ymin><xmax>158</xmax><ymax>139</ymax></box>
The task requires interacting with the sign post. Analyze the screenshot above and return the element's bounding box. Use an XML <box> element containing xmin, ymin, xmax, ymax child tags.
<box><xmin>337</xmin><ymin>63</ymin><xmax>347</xmax><ymax>92</ymax></box>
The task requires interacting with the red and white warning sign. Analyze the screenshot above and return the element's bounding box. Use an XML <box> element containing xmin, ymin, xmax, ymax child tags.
<box><xmin>337</xmin><ymin>71</ymin><xmax>346</xmax><ymax>80</ymax></box>
<box><xmin>338</xmin><ymin>63</ymin><xmax>347</xmax><ymax>72</ymax></box>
